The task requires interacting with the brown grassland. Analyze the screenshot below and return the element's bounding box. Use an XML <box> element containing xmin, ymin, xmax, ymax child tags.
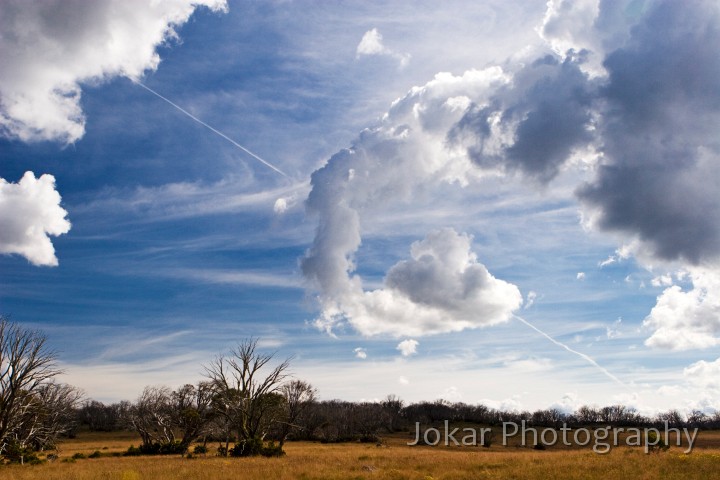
<box><xmin>2</xmin><ymin>429</ymin><xmax>720</xmax><ymax>480</ymax></box>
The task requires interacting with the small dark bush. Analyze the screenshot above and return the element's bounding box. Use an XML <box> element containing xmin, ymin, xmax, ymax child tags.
<box><xmin>193</xmin><ymin>445</ymin><xmax>208</xmax><ymax>455</ymax></box>
<box><xmin>230</xmin><ymin>438</ymin><xmax>264</xmax><ymax>457</ymax></box>
<box><xmin>261</xmin><ymin>441</ymin><xmax>285</xmax><ymax>458</ymax></box>
<box><xmin>124</xmin><ymin>445</ymin><xmax>142</xmax><ymax>456</ymax></box>
<box><xmin>72</xmin><ymin>453</ymin><xmax>86</xmax><ymax>459</ymax></box>
<box><xmin>88</xmin><ymin>450</ymin><xmax>102</xmax><ymax>458</ymax></box>
<box><xmin>226</xmin><ymin>438</ymin><xmax>285</xmax><ymax>457</ymax></box>
<box><xmin>125</xmin><ymin>441</ymin><xmax>186</xmax><ymax>456</ymax></box>
<box><xmin>2</xmin><ymin>442</ymin><xmax>41</xmax><ymax>464</ymax></box>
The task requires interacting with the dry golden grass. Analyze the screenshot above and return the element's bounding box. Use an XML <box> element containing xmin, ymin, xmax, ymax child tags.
<box><xmin>2</xmin><ymin>430</ymin><xmax>720</xmax><ymax>479</ymax></box>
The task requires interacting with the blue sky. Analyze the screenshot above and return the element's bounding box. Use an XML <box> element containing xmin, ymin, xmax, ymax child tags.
<box><xmin>1</xmin><ymin>0</ymin><xmax>719</xmax><ymax>414</ymax></box>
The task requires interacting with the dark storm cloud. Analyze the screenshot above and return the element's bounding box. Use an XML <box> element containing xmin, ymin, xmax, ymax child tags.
<box><xmin>578</xmin><ymin>0</ymin><xmax>720</xmax><ymax>264</ymax></box>
<box><xmin>450</xmin><ymin>54</ymin><xmax>597</xmax><ymax>183</ymax></box>
<box><xmin>450</xmin><ymin>0</ymin><xmax>720</xmax><ymax>265</ymax></box>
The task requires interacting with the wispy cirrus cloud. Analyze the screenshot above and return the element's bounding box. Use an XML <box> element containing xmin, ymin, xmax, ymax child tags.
<box><xmin>74</xmin><ymin>177</ymin><xmax>309</xmax><ymax>222</ymax></box>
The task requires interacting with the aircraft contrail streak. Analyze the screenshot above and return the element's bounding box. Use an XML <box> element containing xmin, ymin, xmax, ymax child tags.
<box><xmin>135</xmin><ymin>81</ymin><xmax>288</xmax><ymax>178</ymax></box>
<box><xmin>513</xmin><ymin>314</ymin><xmax>628</xmax><ymax>389</ymax></box>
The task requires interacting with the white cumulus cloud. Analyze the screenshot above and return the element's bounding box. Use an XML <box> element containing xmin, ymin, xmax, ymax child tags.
<box><xmin>0</xmin><ymin>172</ymin><xmax>71</xmax><ymax>266</ymax></box>
<box><xmin>273</xmin><ymin>197</ymin><xmax>288</xmax><ymax>214</ymax></box>
<box><xmin>302</xmin><ymin>67</ymin><xmax>512</xmax><ymax>338</ymax></box>
<box><xmin>684</xmin><ymin>357</ymin><xmax>720</xmax><ymax>390</ymax></box>
<box><xmin>396</xmin><ymin>339</ymin><xmax>418</xmax><ymax>357</ymax></box>
<box><xmin>312</xmin><ymin>228</ymin><xmax>522</xmax><ymax>337</ymax></box>
<box><xmin>356</xmin><ymin>28</ymin><xmax>410</xmax><ymax>67</ymax></box>
<box><xmin>0</xmin><ymin>0</ymin><xmax>227</xmax><ymax>144</ymax></box>
<box><xmin>643</xmin><ymin>268</ymin><xmax>720</xmax><ymax>351</ymax></box>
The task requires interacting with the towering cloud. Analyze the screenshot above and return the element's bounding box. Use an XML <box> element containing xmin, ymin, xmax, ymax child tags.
<box><xmin>301</xmin><ymin>68</ymin><xmax>521</xmax><ymax>337</ymax></box>
<box><xmin>302</xmin><ymin>0</ymin><xmax>720</xmax><ymax>346</ymax></box>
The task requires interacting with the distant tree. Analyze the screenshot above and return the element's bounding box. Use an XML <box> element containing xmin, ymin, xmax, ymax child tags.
<box><xmin>78</xmin><ymin>400</ymin><xmax>123</xmax><ymax>432</ymax></box>
<box><xmin>380</xmin><ymin>394</ymin><xmax>404</xmax><ymax>432</ymax></box>
<box><xmin>0</xmin><ymin>317</ymin><xmax>83</xmax><ymax>463</ymax></box>
<box><xmin>656</xmin><ymin>409</ymin><xmax>684</xmax><ymax>428</ymax></box>
<box><xmin>686</xmin><ymin>410</ymin><xmax>707</xmax><ymax>428</ymax></box>
<box><xmin>278</xmin><ymin>380</ymin><xmax>316</xmax><ymax>447</ymax></box>
<box><xmin>203</xmin><ymin>338</ymin><xmax>291</xmax><ymax>456</ymax></box>
<box><xmin>574</xmin><ymin>405</ymin><xmax>600</xmax><ymax>424</ymax></box>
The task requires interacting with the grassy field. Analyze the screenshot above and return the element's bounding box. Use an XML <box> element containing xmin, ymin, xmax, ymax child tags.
<box><xmin>2</xmin><ymin>430</ymin><xmax>720</xmax><ymax>479</ymax></box>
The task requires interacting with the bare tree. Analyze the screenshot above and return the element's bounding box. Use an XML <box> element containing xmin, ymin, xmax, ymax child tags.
<box><xmin>78</xmin><ymin>400</ymin><xmax>124</xmax><ymax>432</ymax></box>
<box><xmin>123</xmin><ymin>382</ymin><xmax>215</xmax><ymax>454</ymax></box>
<box><xmin>0</xmin><ymin>317</ymin><xmax>81</xmax><ymax>462</ymax></box>
<box><xmin>278</xmin><ymin>380</ymin><xmax>316</xmax><ymax>447</ymax></box>
<box><xmin>125</xmin><ymin>386</ymin><xmax>177</xmax><ymax>452</ymax></box>
<box><xmin>12</xmin><ymin>382</ymin><xmax>83</xmax><ymax>452</ymax></box>
<box><xmin>380</xmin><ymin>394</ymin><xmax>404</xmax><ymax>433</ymax></box>
<box><xmin>203</xmin><ymin>338</ymin><xmax>291</xmax><ymax>455</ymax></box>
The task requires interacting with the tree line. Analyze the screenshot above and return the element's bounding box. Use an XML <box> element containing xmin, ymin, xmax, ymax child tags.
<box><xmin>2</xmin><ymin>316</ymin><xmax>719</xmax><ymax>464</ymax></box>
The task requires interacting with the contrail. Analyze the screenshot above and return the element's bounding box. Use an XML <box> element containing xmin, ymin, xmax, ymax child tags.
<box><xmin>135</xmin><ymin>81</ymin><xmax>288</xmax><ymax>178</ymax></box>
<box><xmin>513</xmin><ymin>314</ymin><xmax>628</xmax><ymax>389</ymax></box>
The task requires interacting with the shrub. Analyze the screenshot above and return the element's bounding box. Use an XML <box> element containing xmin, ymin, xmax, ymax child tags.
<box><xmin>230</xmin><ymin>438</ymin><xmax>264</xmax><ymax>457</ymax></box>
<box><xmin>261</xmin><ymin>441</ymin><xmax>285</xmax><ymax>457</ymax></box>
<box><xmin>2</xmin><ymin>442</ymin><xmax>42</xmax><ymax>464</ymax></box>
<box><xmin>124</xmin><ymin>445</ymin><xmax>142</xmax><ymax>456</ymax></box>
<box><xmin>125</xmin><ymin>441</ymin><xmax>187</xmax><ymax>456</ymax></box>
<box><xmin>226</xmin><ymin>438</ymin><xmax>285</xmax><ymax>457</ymax></box>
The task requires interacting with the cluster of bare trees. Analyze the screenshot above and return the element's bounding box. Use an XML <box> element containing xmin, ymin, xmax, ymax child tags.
<box><xmin>0</xmin><ymin>317</ymin><xmax>83</xmax><ymax>464</ymax></box>
<box><xmin>1</xmin><ymin>318</ymin><xmax>318</xmax><ymax>462</ymax></box>
<box><xmin>119</xmin><ymin>339</ymin><xmax>316</xmax><ymax>456</ymax></box>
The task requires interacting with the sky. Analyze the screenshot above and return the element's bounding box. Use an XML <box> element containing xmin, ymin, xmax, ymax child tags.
<box><xmin>1</xmin><ymin>0</ymin><xmax>719</xmax><ymax>416</ymax></box>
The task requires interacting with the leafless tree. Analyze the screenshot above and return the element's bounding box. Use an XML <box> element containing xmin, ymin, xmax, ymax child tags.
<box><xmin>78</xmin><ymin>400</ymin><xmax>124</xmax><ymax>432</ymax></box>
<box><xmin>574</xmin><ymin>405</ymin><xmax>600</xmax><ymax>424</ymax></box>
<box><xmin>203</xmin><ymin>338</ymin><xmax>291</xmax><ymax>454</ymax></box>
<box><xmin>278</xmin><ymin>380</ymin><xmax>316</xmax><ymax>447</ymax></box>
<box><xmin>380</xmin><ymin>394</ymin><xmax>404</xmax><ymax>432</ymax></box>
<box><xmin>0</xmin><ymin>317</ymin><xmax>82</xmax><ymax>462</ymax></box>
<box><xmin>12</xmin><ymin>382</ymin><xmax>83</xmax><ymax>452</ymax></box>
<box><xmin>122</xmin><ymin>383</ymin><xmax>215</xmax><ymax>454</ymax></box>
<box><xmin>125</xmin><ymin>386</ymin><xmax>176</xmax><ymax>449</ymax></box>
